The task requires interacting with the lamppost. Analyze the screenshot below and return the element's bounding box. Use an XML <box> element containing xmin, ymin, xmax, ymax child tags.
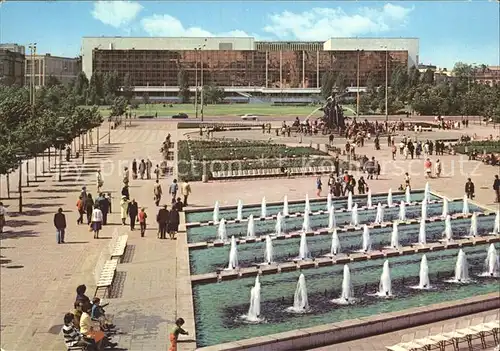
<box><xmin>381</xmin><ymin>45</ymin><xmax>389</xmax><ymax>122</ymax></box>
<box><xmin>56</xmin><ymin>137</ymin><xmax>64</xmax><ymax>181</ymax></box>
<box><xmin>356</xmin><ymin>49</ymin><xmax>364</xmax><ymax>117</ymax></box>
<box><xmin>17</xmin><ymin>156</ymin><xmax>24</xmax><ymax>213</ymax></box>
<box><xmin>200</xmin><ymin>39</ymin><xmax>207</xmax><ymax>122</ymax></box>
<box><xmin>194</xmin><ymin>47</ymin><xmax>200</xmax><ymax>119</ymax></box>
<box><xmin>28</xmin><ymin>43</ymin><xmax>37</xmax><ymax>109</ymax></box>
<box><xmin>80</xmin><ymin>129</ymin><xmax>86</xmax><ymax>164</ymax></box>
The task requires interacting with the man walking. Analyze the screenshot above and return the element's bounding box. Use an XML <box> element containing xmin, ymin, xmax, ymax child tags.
<box><xmin>180</xmin><ymin>179</ymin><xmax>191</xmax><ymax>206</ymax></box>
<box><xmin>128</xmin><ymin>199</ymin><xmax>138</xmax><ymax>230</ymax></box>
<box><xmin>494</xmin><ymin>175</ymin><xmax>500</xmax><ymax>203</ymax></box>
<box><xmin>157</xmin><ymin>205</ymin><xmax>169</xmax><ymax>239</ymax></box>
<box><xmin>54</xmin><ymin>208</ymin><xmax>67</xmax><ymax>244</ymax></box>
<box><xmin>138</xmin><ymin>207</ymin><xmax>147</xmax><ymax>237</ymax></box>
<box><xmin>465</xmin><ymin>178</ymin><xmax>475</xmax><ymax>199</ymax></box>
<box><xmin>146</xmin><ymin>158</ymin><xmax>153</xmax><ymax>179</ymax></box>
<box><xmin>153</xmin><ymin>180</ymin><xmax>162</xmax><ymax>206</ymax></box>
<box><xmin>169</xmin><ymin>179</ymin><xmax>178</xmax><ymax>204</ymax></box>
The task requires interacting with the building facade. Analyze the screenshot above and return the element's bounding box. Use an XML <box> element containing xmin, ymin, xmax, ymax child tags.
<box><xmin>473</xmin><ymin>66</ymin><xmax>500</xmax><ymax>86</ymax></box>
<box><xmin>25</xmin><ymin>54</ymin><xmax>81</xmax><ymax>87</ymax></box>
<box><xmin>82</xmin><ymin>37</ymin><xmax>419</xmax><ymax>93</ymax></box>
<box><xmin>0</xmin><ymin>44</ymin><xmax>25</xmax><ymax>86</ymax></box>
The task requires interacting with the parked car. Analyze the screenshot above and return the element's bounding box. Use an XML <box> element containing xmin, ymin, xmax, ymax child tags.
<box><xmin>172</xmin><ymin>113</ymin><xmax>189</xmax><ymax>119</ymax></box>
<box><xmin>241</xmin><ymin>114</ymin><xmax>259</xmax><ymax>120</ymax></box>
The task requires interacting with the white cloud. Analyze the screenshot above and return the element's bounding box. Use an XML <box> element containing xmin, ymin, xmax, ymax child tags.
<box><xmin>92</xmin><ymin>1</ymin><xmax>143</xmax><ymax>28</ymax></box>
<box><xmin>141</xmin><ymin>14</ymin><xmax>252</xmax><ymax>37</ymax></box>
<box><xmin>263</xmin><ymin>3</ymin><xmax>413</xmax><ymax>40</ymax></box>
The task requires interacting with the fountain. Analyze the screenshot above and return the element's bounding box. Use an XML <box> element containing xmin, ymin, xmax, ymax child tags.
<box><xmin>443</xmin><ymin>215</ymin><xmax>453</xmax><ymax>242</ymax></box>
<box><xmin>351</xmin><ymin>204</ymin><xmax>359</xmax><ymax>226</ymax></box>
<box><xmin>483</xmin><ymin>244</ymin><xmax>499</xmax><ymax>277</ymax></box>
<box><xmin>298</xmin><ymin>232</ymin><xmax>310</xmax><ymax>260</ymax></box>
<box><xmin>399</xmin><ymin>201</ymin><xmax>406</xmax><ymax>221</ymax></box>
<box><xmin>367</xmin><ymin>189</ymin><xmax>373</xmax><ymax>209</ymax></box>
<box><xmin>330</xmin><ymin>229</ymin><xmax>341</xmax><ymax>255</ymax></box>
<box><xmin>424</xmin><ymin>182</ymin><xmax>431</xmax><ymax>202</ymax></box>
<box><xmin>328</xmin><ymin>206</ymin><xmax>336</xmax><ymax>230</ymax></box>
<box><xmin>264</xmin><ymin>235</ymin><xmax>274</xmax><ymax>264</ymax></box>
<box><xmin>362</xmin><ymin>225</ymin><xmax>372</xmax><ymax>252</ymax></box>
<box><xmin>282</xmin><ymin>196</ymin><xmax>289</xmax><ymax>216</ymax></box>
<box><xmin>421</xmin><ymin>200</ymin><xmax>427</xmax><ymax>220</ymax></box>
<box><xmin>332</xmin><ymin>265</ymin><xmax>355</xmax><ymax>304</ymax></box>
<box><xmin>275</xmin><ymin>212</ymin><xmax>284</xmax><ymax>235</ymax></box>
<box><xmin>213</xmin><ymin>201</ymin><xmax>220</xmax><ymax>224</ymax></box>
<box><xmin>449</xmin><ymin>249</ymin><xmax>471</xmax><ymax>283</ymax></box>
<box><xmin>414</xmin><ymin>255</ymin><xmax>431</xmax><ymax>289</ymax></box>
<box><xmin>287</xmin><ymin>274</ymin><xmax>310</xmax><ymax>313</ymax></box>
<box><xmin>418</xmin><ymin>218</ymin><xmax>427</xmax><ymax>245</ymax></box>
<box><xmin>261</xmin><ymin>197</ymin><xmax>267</xmax><ymax>218</ymax></box>
<box><xmin>247</xmin><ymin>215</ymin><xmax>255</xmax><ymax>238</ymax></box>
<box><xmin>347</xmin><ymin>192</ymin><xmax>353</xmax><ymax>211</ymax></box>
<box><xmin>469</xmin><ymin>212</ymin><xmax>478</xmax><ymax>237</ymax></box>
<box><xmin>302</xmin><ymin>210</ymin><xmax>311</xmax><ymax>233</ymax></box>
<box><xmin>441</xmin><ymin>198</ymin><xmax>449</xmax><ymax>218</ymax></box>
<box><xmin>236</xmin><ymin>200</ymin><xmax>243</xmax><ymax>221</ymax></box>
<box><xmin>217</xmin><ymin>218</ymin><xmax>227</xmax><ymax>242</ymax></box>
<box><xmin>377</xmin><ymin>260</ymin><xmax>392</xmax><ymax>297</ymax></box>
<box><xmin>462</xmin><ymin>195</ymin><xmax>469</xmax><ymax>215</ymax></box>
<box><xmin>374</xmin><ymin>203</ymin><xmax>384</xmax><ymax>224</ymax></box>
<box><xmin>494</xmin><ymin>210</ymin><xmax>500</xmax><ymax>234</ymax></box>
<box><xmin>326</xmin><ymin>193</ymin><xmax>332</xmax><ymax>212</ymax></box>
<box><xmin>390</xmin><ymin>222</ymin><xmax>400</xmax><ymax>249</ymax></box>
<box><xmin>243</xmin><ymin>275</ymin><xmax>262</xmax><ymax>322</ymax></box>
<box><xmin>405</xmin><ymin>186</ymin><xmax>411</xmax><ymax>204</ymax></box>
<box><xmin>387</xmin><ymin>189</ymin><xmax>393</xmax><ymax>207</ymax></box>
<box><xmin>227</xmin><ymin>236</ymin><xmax>239</xmax><ymax>270</ymax></box>
<box><xmin>304</xmin><ymin>194</ymin><xmax>311</xmax><ymax>214</ymax></box>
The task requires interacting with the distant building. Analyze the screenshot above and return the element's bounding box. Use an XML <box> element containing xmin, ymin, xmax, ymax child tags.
<box><xmin>0</xmin><ymin>43</ymin><xmax>25</xmax><ymax>86</ymax></box>
<box><xmin>473</xmin><ymin>66</ymin><xmax>500</xmax><ymax>86</ymax></box>
<box><xmin>25</xmin><ymin>54</ymin><xmax>81</xmax><ymax>87</ymax></box>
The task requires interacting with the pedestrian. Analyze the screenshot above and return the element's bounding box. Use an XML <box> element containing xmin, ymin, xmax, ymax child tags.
<box><xmin>404</xmin><ymin>172</ymin><xmax>411</xmax><ymax>190</ymax></box>
<box><xmin>128</xmin><ymin>199</ymin><xmax>138</xmax><ymax>231</ymax></box>
<box><xmin>465</xmin><ymin>178</ymin><xmax>475</xmax><ymax>199</ymax></box>
<box><xmin>80</xmin><ymin>186</ymin><xmax>88</xmax><ymax>209</ymax></box>
<box><xmin>316</xmin><ymin>176</ymin><xmax>322</xmax><ymax>197</ymax></box>
<box><xmin>53</xmin><ymin>208</ymin><xmax>67</xmax><ymax>244</ymax></box>
<box><xmin>424</xmin><ymin>158</ymin><xmax>432</xmax><ymax>179</ymax></box>
<box><xmin>435</xmin><ymin>159</ymin><xmax>442</xmax><ymax>178</ymax></box>
<box><xmin>146</xmin><ymin>158</ymin><xmax>153</xmax><ymax>179</ymax></box>
<box><xmin>91</xmin><ymin>205</ymin><xmax>103</xmax><ymax>239</ymax></box>
<box><xmin>157</xmin><ymin>205</ymin><xmax>169</xmax><ymax>239</ymax></box>
<box><xmin>168</xmin><ymin>207</ymin><xmax>180</xmax><ymax>240</ymax></box>
<box><xmin>120</xmin><ymin>196</ymin><xmax>129</xmax><ymax>225</ymax></box>
<box><xmin>96</xmin><ymin>170</ymin><xmax>103</xmax><ymax>193</ymax></box>
<box><xmin>132</xmin><ymin>159</ymin><xmax>138</xmax><ymax>180</ymax></box>
<box><xmin>138</xmin><ymin>207</ymin><xmax>147</xmax><ymax>237</ymax></box>
<box><xmin>357</xmin><ymin>176</ymin><xmax>366</xmax><ymax>194</ymax></box>
<box><xmin>76</xmin><ymin>196</ymin><xmax>85</xmax><ymax>225</ymax></box>
<box><xmin>0</xmin><ymin>201</ymin><xmax>6</xmax><ymax>234</ymax></box>
<box><xmin>123</xmin><ymin>167</ymin><xmax>129</xmax><ymax>186</ymax></box>
<box><xmin>153</xmin><ymin>180</ymin><xmax>163</xmax><ymax>206</ymax></box>
<box><xmin>173</xmin><ymin>197</ymin><xmax>184</xmax><ymax>212</ymax></box>
<box><xmin>169</xmin><ymin>318</ymin><xmax>189</xmax><ymax>351</ymax></box>
<box><xmin>169</xmin><ymin>179</ymin><xmax>178</xmax><ymax>204</ymax></box>
<box><xmin>98</xmin><ymin>193</ymin><xmax>109</xmax><ymax>225</ymax></box>
<box><xmin>139</xmin><ymin>159</ymin><xmax>146</xmax><ymax>179</ymax></box>
<box><xmin>106</xmin><ymin>193</ymin><xmax>112</xmax><ymax>213</ymax></box>
<box><xmin>375</xmin><ymin>161</ymin><xmax>381</xmax><ymax>180</ymax></box>
<box><xmin>494</xmin><ymin>175</ymin><xmax>500</xmax><ymax>203</ymax></box>
<box><xmin>121</xmin><ymin>185</ymin><xmax>130</xmax><ymax>200</ymax></box>
<box><xmin>154</xmin><ymin>165</ymin><xmax>160</xmax><ymax>181</ymax></box>
<box><xmin>65</xmin><ymin>146</ymin><xmax>71</xmax><ymax>162</ymax></box>
<box><xmin>391</xmin><ymin>142</ymin><xmax>396</xmax><ymax>160</ymax></box>
<box><xmin>85</xmin><ymin>194</ymin><xmax>94</xmax><ymax>225</ymax></box>
<box><xmin>180</xmin><ymin>179</ymin><xmax>192</xmax><ymax>206</ymax></box>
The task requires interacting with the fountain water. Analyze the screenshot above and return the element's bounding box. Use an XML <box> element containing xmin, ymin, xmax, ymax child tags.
<box><xmin>494</xmin><ymin>210</ymin><xmax>500</xmax><ymax>234</ymax></box>
<box><xmin>304</xmin><ymin>194</ymin><xmax>311</xmax><ymax>214</ymax></box>
<box><xmin>390</xmin><ymin>222</ymin><xmax>400</xmax><ymax>249</ymax></box>
<box><xmin>443</xmin><ymin>215</ymin><xmax>453</xmax><ymax>242</ymax></box>
<box><xmin>399</xmin><ymin>201</ymin><xmax>406</xmax><ymax>221</ymax></box>
<box><xmin>405</xmin><ymin>186</ymin><xmax>411</xmax><ymax>204</ymax></box>
<box><xmin>347</xmin><ymin>192</ymin><xmax>353</xmax><ymax>211</ymax></box>
<box><xmin>387</xmin><ymin>189</ymin><xmax>393</xmax><ymax>207</ymax></box>
<box><xmin>236</xmin><ymin>200</ymin><xmax>243</xmax><ymax>221</ymax></box>
<box><xmin>332</xmin><ymin>265</ymin><xmax>355</xmax><ymax>304</ymax></box>
<box><xmin>469</xmin><ymin>213</ymin><xmax>478</xmax><ymax>237</ymax></box>
<box><xmin>243</xmin><ymin>275</ymin><xmax>261</xmax><ymax>322</ymax></box>
<box><xmin>377</xmin><ymin>260</ymin><xmax>392</xmax><ymax>297</ymax></box>
<box><xmin>441</xmin><ymin>198</ymin><xmax>449</xmax><ymax>218</ymax></box>
<box><xmin>483</xmin><ymin>244</ymin><xmax>499</xmax><ymax>277</ymax></box>
<box><xmin>275</xmin><ymin>212</ymin><xmax>284</xmax><ymax>235</ymax></box>
<box><xmin>424</xmin><ymin>182</ymin><xmax>431</xmax><ymax>202</ymax></box>
<box><xmin>418</xmin><ymin>218</ymin><xmax>427</xmax><ymax>245</ymax></box>
<box><xmin>375</xmin><ymin>203</ymin><xmax>384</xmax><ymax>224</ymax></box>
<box><xmin>351</xmin><ymin>204</ymin><xmax>359</xmax><ymax>226</ymax></box>
<box><xmin>462</xmin><ymin>195</ymin><xmax>469</xmax><ymax>215</ymax></box>
<box><xmin>227</xmin><ymin>236</ymin><xmax>239</xmax><ymax>270</ymax></box>
<box><xmin>450</xmin><ymin>249</ymin><xmax>471</xmax><ymax>283</ymax></box>
<box><xmin>261</xmin><ymin>197</ymin><xmax>267</xmax><ymax>218</ymax></box>
<box><xmin>362</xmin><ymin>225</ymin><xmax>372</xmax><ymax>252</ymax></box>
<box><xmin>421</xmin><ymin>200</ymin><xmax>428</xmax><ymax>220</ymax></box>
<box><xmin>367</xmin><ymin>189</ymin><xmax>373</xmax><ymax>209</ymax></box>
<box><xmin>217</xmin><ymin>218</ymin><xmax>227</xmax><ymax>242</ymax></box>
<box><xmin>213</xmin><ymin>201</ymin><xmax>220</xmax><ymax>224</ymax></box>
<box><xmin>264</xmin><ymin>236</ymin><xmax>274</xmax><ymax>264</ymax></box>
<box><xmin>283</xmin><ymin>196</ymin><xmax>289</xmax><ymax>216</ymax></box>
<box><xmin>247</xmin><ymin>215</ymin><xmax>255</xmax><ymax>238</ymax></box>
<box><xmin>326</xmin><ymin>193</ymin><xmax>333</xmax><ymax>212</ymax></box>
<box><xmin>287</xmin><ymin>274</ymin><xmax>310</xmax><ymax>313</ymax></box>
<box><xmin>298</xmin><ymin>232</ymin><xmax>310</xmax><ymax>260</ymax></box>
<box><xmin>328</xmin><ymin>206</ymin><xmax>336</xmax><ymax>230</ymax></box>
<box><xmin>417</xmin><ymin>255</ymin><xmax>431</xmax><ymax>289</ymax></box>
<box><xmin>302</xmin><ymin>210</ymin><xmax>311</xmax><ymax>233</ymax></box>
<box><xmin>330</xmin><ymin>229</ymin><xmax>341</xmax><ymax>255</ymax></box>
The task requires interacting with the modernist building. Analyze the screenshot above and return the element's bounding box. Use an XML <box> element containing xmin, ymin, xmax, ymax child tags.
<box><xmin>82</xmin><ymin>37</ymin><xmax>419</xmax><ymax>95</ymax></box>
<box><xmin>0</xmin><ymin>43</ymin><xmax>25</xmax><ymax>86</ymax></box>
<box><xmin>25</xmin><ymin>54</ymin><xmax>81</xmax><ymax>87</ymax></box>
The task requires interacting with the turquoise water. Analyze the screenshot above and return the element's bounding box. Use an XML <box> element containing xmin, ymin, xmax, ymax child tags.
<box><xmin>189</xmin><ymin>215</ymin><xmax>495</xmax><ymax>275</ymax></box>
<box><xmin>187</xmin><ymin>201</ymin><xmax>481</xmax><ymax>244</ymax></box>
<box><xmin>193</xmin><ymin>244</ymin><xmax>499</xmax><ymax>347</ymax></box>
<box><xmin>186</xmin><ymin>191</ymin><xmax>436</xmax><ymax>223</ymax></box>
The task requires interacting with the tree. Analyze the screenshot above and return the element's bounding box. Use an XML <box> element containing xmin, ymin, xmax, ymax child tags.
<box><xmin>73</xmin><ymin>72</ymin><xmax>89</xmax><ymax>103</ymax></box>
<box><xmin>334</xmin><ymin>71</ymin><xmax>347</xmax><ymax>93</ymax></box>
<box><xmin>177</xmin><ymin>69</ymin><xmax>190</xmax><ymax>103</ymax></box>
<box><xmin>103</xmin><ymin>71</ymin><xmax>122</xmax><ymax>103</ymax></box>
<box><xmin>142</xmin><ymin>92</ymin><xmax>150</xmax><ymax>105</ymax></box>
<box><xmin>203</xmin><ymin>84</ymin><xmax>225</xmax><ymax>104</ymax></box>
<box><xmin>121</xmin><ymin>73</ymin><xmax>134</xmax><ymax>103</ymax></box>
<box><xmin>46</xmin><ymin>75</ymin><xmax>61</xmax><ymax>88</ymax></box>
<box><xmin>320</xmin><ymin>72</ymin><xmax>335</xmax><ymax>99</ymax></box>
<box><xmin>421</xmin><ymin>69</ymin><xmax>435</xmax><ymax>85</ymax></box>
<box><xmin>110</xmin><ymin>96</ymin><xmax>127</xmax><ymax>117</ymax></box>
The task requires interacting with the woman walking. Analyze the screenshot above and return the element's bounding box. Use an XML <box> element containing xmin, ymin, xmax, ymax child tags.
<box><xmin>316</xmin><ymin>176</ymin><xmax>322</xmax><ymax>197</ymax></box>
<box><xmin>91</xmin><ymin>205</ymin><xmax>103</xmax><ymax>239</ymax></box>
<box><xmin>120</xmin><ymin>196</ymin><xmax>129</xmax><ymax>225</ymax></box>
<box><xmin>138</xmin><ymin>207</ymin><xmax>147</xmax><ymax>237</ymax></box>
<box><xmin>168</xmin><ymin>207</ymin><xmax>180</xmax><ymax>240</ymax></box>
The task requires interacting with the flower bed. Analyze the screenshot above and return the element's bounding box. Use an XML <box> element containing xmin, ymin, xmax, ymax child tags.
<box><xmin>454</xmin><ymin>141</ymin><xmax>500</xmax><ymax>155</ymax></box>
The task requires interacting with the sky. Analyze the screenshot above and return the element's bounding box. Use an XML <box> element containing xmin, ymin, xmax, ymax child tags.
<box><xmin>0</xmin><ymin>1</ymin><xmax>498</xmax><ymax>69</ymax></box>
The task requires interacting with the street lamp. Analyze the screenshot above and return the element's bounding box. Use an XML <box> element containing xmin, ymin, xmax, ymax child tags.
<box><xmin>200</xmin><ymin>39</ymin><xmax>207</xmax><ymax>122</ymax></box>
<box><xmin>381</xmin><ymin>45</ymin><xmax>389</xmax><ymax>122</ymax></box>
<box><xmin>16</xmin><ymin>155</ymin><xmax>25</xmax><ymax>213</ymax></box>
<box><xmin>356</xmin><ymin>49</ymin><xmax>364</xmax><ymax>117</ymax></box>
<box><xmin>56</xmin><ymin>137</ymin><xmax>65</xmax><ymax>181</ymax></box>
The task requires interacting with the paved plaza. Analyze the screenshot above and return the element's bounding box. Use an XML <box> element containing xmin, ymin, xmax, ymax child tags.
<box><xmin>0</xmin><ymin>118</ymin><xmax>498</xmax><ymax>351</ymax></box>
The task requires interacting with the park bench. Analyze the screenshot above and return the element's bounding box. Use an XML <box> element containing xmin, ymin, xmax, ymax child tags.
<box><xmin>211</xmin><ymin>165</ymin><xmax>337</xmax><ymax>180</ymax></box>
<box><xmin>93</xmin><ymin>248</ymin><xmax>119</xmax><ymax>298</ymax></box>
<box><xmin>109</xmin><ymin>234</ymin><xmax>128</xmax><ymax>262</ymax></box>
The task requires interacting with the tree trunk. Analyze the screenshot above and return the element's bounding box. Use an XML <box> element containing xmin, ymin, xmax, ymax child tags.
<box><xmin>34</xmin><ymin>155</ymin><xmax>38</xmax><ymax>182</ymax></box>
<box><xmin>7</xmin><ymin>173</ymin><xmax>10</xmax><ymax>199</ymax></box>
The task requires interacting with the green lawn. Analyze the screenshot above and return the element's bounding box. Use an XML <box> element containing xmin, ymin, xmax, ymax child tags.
<box><xmin>97</xmin><ymin>104</ymin><xmax>356</xmax><ymax>118</ymax></box>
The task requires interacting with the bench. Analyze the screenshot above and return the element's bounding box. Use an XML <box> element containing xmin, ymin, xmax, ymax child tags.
<box><xmin>94</xmin><ymin>258</ymin><xmax>119</xmax><ymax>298</ymax></box>
<box><xmin>211</xmin><ymin>165</ymin><xmax>337</xmax><ymax>180</ymax></box>
<box><xmin>109</xmin><ymin>235</ymin><xmax>128</xmax><ymax>261</ymax></box>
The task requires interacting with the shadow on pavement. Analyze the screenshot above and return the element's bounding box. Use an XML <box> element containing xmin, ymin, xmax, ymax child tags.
<box><xmin>1</xmin><ymin>229</ymin><xmax>39</xmax><ymax>239</ymax></box>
